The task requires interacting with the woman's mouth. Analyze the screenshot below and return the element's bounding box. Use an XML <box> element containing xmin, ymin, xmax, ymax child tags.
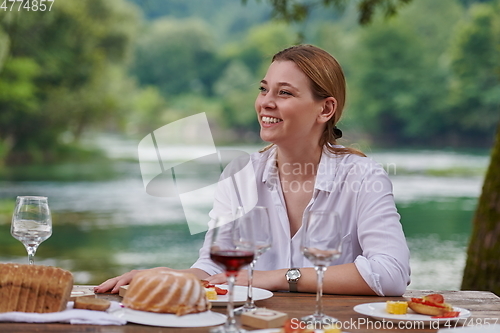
<box><xmin>261</xmin><ymin>116</ymin><xmax>283</xmax><ymax>124</ymax></box>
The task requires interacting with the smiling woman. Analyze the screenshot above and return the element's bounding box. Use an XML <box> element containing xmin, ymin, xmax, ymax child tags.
<box><xmin>95</xmin><ymin>45</ymin><xmax>411</xmax><ymax>300</ymax></box>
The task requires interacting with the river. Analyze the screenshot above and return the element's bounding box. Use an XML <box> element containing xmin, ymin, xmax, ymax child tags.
<box><xmin>0</xmin><ymin>135</ymin><xmax>489</xmax><ymax>291</ymax></box>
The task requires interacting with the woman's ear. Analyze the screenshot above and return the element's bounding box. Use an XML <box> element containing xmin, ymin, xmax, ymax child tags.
<box><xmin>317</xmin><ymin>97</ymin><xmax>337</xmax><ymax>124</ymax></box>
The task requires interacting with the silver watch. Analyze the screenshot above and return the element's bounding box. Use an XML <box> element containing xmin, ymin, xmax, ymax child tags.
<box><xmin>285</xmin><ymin>268</ymin><xmax>301</xmax><ymax>292</ymax></box>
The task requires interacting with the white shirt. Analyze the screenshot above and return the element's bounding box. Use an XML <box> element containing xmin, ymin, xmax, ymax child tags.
<box><xmin>191</xmin><ymin>146</ymin><xmax>411</xmax><ymax>296</ymax></box>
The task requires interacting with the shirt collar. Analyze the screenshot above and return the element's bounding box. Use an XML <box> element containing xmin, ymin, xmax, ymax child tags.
<box><xmin>262</xmin><ymin>145</ymin><xmax>341</xmax><ymax>193</ymax></box>
<box><xmin>315</xmin><ymin>147</ymin><xmax>340</xmax><ymax>193</ymax></box>
<box><xmin>262</xmin><ymin>146</ymin><xmax>278</xmax><ymax>188</ymax></box>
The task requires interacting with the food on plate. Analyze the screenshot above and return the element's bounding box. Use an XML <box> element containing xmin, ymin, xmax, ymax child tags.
<box><xmin>408</xmin><ymin>293</ymin><xmax>459</xmax><ymax>317</ymax></box>
<box><xmin>74</xmin><ymin>297</ymin><xmax>111</xmax><ymax>311</ymax></box>
<box><xmin>386</xmin><ymin>301</ymin><xmax>408</xmax><ymax>314</ymax></box>
<box><xmin>0</xmin><ymin>263</ymin><xmax>73</xmax><ymax>313</ymax></box>
<box><xmin>122</xmin><ymin>270</ymin><xmax>211</xmax><ymax>315</ymax></box>
<box><xmin>201</xmin><ymin>280</ymin><xmax>229</xmax><ymax>296</ymax></box>
<box><xmin>205</xmin><ymin>287</ymin><xmax>218</xmax><ymax>300</ymax></box>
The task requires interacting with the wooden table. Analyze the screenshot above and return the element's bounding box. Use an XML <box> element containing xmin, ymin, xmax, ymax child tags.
<box><xmin>1</xmin><ymin>290</ymin><xmax>499</xmax><ymax>332</ymax></box>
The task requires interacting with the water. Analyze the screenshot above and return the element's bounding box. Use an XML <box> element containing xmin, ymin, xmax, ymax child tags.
<box><xmin>0</xmin><ymin>137</ymin><xmax>489</xmax><ymax>291</ymax></box>
<box><xmin>11</xmin><ymin>219</ymin><xmax>52</xmax><ymax>245</ymax></box>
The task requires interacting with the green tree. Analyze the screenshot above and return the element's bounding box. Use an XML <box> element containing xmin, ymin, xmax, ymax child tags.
<box><xmin>126</xmin><ymin>86</ymin><xmax>168</xmax><ymax>135</ymax></box>
<box><xmin>131</xmin><ymin>18</ymin><xmax>224</xmax><ymax>97</ymax></box>
<box><xmin>462</xmin><ymin>121</ymin><xmax>500</xmax><ymax>296</ymax></box>
<box><xmin>345</xmin><ymin>17</ymin><xmax>448</xmax><ymax>145</ymax></box>
<box><xmin>461</xmin><ymin>1</ymin><xmax>500</xmax><ymax>295</ymax></box>
<box><xmin>0</xmin><ymin>0</ymin><xmax>139</xmax><ymax>164</ymax></box>
<box><xmin>446</xmin><ymin>3</ymin><xmax>500</xmax><ymax>146</ymax></box>
<box><xmin>214</xmin><ymin>60</ymin><xmax>258</xmax><ymax>135</ymax></box>
<box><xmin>247</xmin><ymin>0</ymin><xmax>412</xmax><ymax>24</ymax></box>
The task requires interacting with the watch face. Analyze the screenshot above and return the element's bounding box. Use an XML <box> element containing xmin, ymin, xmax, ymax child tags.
<box><xmin>287</xmin><ymin>269</ymin><xmax>300</xmax><ymax>279</ymax></box>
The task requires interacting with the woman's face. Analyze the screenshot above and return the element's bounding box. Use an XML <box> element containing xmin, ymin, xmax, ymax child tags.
<box><xmin>255</xmin><ymin>60</ymin><xmax>328</xmax><ymax>149</ymax></box>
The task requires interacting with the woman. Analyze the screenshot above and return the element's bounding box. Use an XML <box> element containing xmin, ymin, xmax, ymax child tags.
<box><xmin>95</xmin><ymin>44</ymin><xmax>410</xmax><ymax>296</ymax></box>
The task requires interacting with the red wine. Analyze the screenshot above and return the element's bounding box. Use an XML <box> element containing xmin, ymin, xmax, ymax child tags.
<box><xmin>210</xmin><ymin>250</ymin><xmax>254</xmax><ymax>275</ymax></box>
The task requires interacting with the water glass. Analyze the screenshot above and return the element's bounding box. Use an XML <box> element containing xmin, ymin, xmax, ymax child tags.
<box><xmin>300</xmin><ymin>210</ymin><xmax>342</xmax><ymax>325</ymax></box>
<box><xmin>11</xmin><ymin>196</ymin><xmax>52</xmax><ymax>265</ymax></box>
<box><xmin>234</xmin><ymin>206</ymin><xmax>272</xmax><ymax>314</ymax></box>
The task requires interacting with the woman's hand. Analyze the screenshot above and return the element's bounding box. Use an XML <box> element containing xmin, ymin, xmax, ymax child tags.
<box><xmin>94</xmin><ymin>269</ymin><xmax>143</xmax><ymax>294</ymax></box>
<box><xmin>94</xmin><ymin>267</ymin><xmax>209</xmax><ymax>294</ymax></box>
<box><xmin>94</xmin><ymin>267</ymin><xmax>173</xmax><ymax>294</ymax></box>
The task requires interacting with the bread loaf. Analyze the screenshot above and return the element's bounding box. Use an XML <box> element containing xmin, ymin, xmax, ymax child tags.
<box><xmin>0</xmin><ymin>263</ymin><xmax>73</xmax><ymax>313</ymax></box>
<box><xmin>122</xmin><ymin>270</ymin><xmax>211</xmax><ymax>316</ymax></box>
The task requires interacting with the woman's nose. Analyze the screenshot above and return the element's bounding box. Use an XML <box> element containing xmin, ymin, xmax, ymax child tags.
<box><xmin>259</xmin><ymin>93</ymin><xmax>276</xmax><ymax>109</ymax></box>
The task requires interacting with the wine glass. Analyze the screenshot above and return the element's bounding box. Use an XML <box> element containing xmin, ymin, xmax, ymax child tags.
<box><xmin>11</xmin><ymin>196</ymin><xmax>52</xmax><ymax>265</ymax></box>
<box><xmin>234</xmin><ymin>206</ymin><xmax>272</xmax><ymax>314</ymax></box>
<box><xmin>210</xmin><ymin>213</ymin><xmax>255</xmax><ymax>333</ymax></box>
<box><xmin>300</xmin><ymin>210</ymin><xmax>342</xmax><ymax>325</ymax></box>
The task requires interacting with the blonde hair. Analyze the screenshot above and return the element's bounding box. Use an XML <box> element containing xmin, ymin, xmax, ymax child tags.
<box><xmin>260</xmin><ymin>44</ymin><xmax>365</xmax><ymax>157</ymax></box>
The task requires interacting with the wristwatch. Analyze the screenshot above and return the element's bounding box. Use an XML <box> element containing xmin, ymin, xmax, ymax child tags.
<box><xmin>285</xmin><ymin>268</ymin><xmax>301</xmax><ymax>292</ymax></box>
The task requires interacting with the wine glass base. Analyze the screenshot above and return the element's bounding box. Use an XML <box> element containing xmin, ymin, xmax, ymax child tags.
<box><xmin>300</xmin><ymin>314</ymin><xmax>339</xmax><ymax>327</ymax></box>
<box><xmin>233</xmin><ymin>303</ymin><xmax>257</xmax><ymax>315</ymax></box>
<box><xmin>209</xmin><ymin>324</ymin><xmax>246</xmax><ymax>333</ymax></box>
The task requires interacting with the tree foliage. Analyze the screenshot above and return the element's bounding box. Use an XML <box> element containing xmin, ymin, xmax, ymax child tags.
<box><xmin>1</xmin><ymin>0</ymin><xmax>499</xmax><ymax>164</ymax></box>
<box><xmin>461</xmin><ymin>0</ymin><xmax>500</xmax><ymax>295</ymax></box>
<box><xmin>447</xmin><ymin>3</ymin><xmax>500</xmax><ymax>145</ymax></box>
<box><xmin>246</xmin><ymin>0</ymin><xmax>412</xmax><ymax>25</ymax></box>
<box><xmin>0</xmin><ymin>0</ymin><xmax>140</xmax><ymax>163</ymax></box>
<box><xmin>131</xmin><ymin>18</ymin><xmax>224</xmax><ymax>97</ymax></box>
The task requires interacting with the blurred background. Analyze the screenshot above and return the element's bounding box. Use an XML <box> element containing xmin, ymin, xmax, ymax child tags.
<box><xmin>0</xmin><ymin>0</ymin><xmax>499</xmax><ymax>290</ymax></box>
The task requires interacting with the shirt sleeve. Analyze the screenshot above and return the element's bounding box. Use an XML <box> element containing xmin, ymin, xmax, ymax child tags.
<box><xmin>352</xmin><ymin>162</ymin><xmax>411</xmax><ymax>296</ymax></box>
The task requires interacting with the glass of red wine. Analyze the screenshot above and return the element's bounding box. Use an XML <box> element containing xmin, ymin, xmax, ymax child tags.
<box><xmin>300</xmin><ymin>210</ymin><xmax>343</xmax><ymax>326</ymax></box>
<box><xmin>210</xmin><ymin>213</ymin><xmax>255</xmax><ymax>333</ymax></box>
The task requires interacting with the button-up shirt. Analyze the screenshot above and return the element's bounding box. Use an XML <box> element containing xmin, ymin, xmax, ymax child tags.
<box><xmin>191</xmin><ymin>146</ymin><xmax>411</xmax><ymax>296</ymax></box>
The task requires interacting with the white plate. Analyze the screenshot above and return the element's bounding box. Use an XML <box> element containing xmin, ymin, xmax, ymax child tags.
<box><xmin>211</xmin><ymin>285</ymin><xmax>273</xmax><ymax>306</ymax></box>
<box><xmin>353</xmin><ymin>302</ymin><xmax>471</xmax><ymax>324</ymax></box>
<box><xmin>110</xmin><ymin>307</ymin><xmax>226</xmax><ymax>327</ymax></box>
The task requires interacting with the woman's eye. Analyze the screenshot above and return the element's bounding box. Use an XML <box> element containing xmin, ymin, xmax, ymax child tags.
<box><xmin>279</xmin><ymin>90</ymin><xmax>292</xmax><ymax>96</ymax></box>
<box><xmin>258</xmin><ymin>86</ymin><xmax>267</xmax><ymax>93</ymax></box>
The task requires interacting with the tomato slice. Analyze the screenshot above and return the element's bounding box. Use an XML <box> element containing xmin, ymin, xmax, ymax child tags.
<box><xmin>214</xmin><ymin>286</ymin><xmax>228</xmax><ymax>295</ymax></box>
<box><xmin>201</xmin><ymin>280</ymin><xmax>228</xmax><ymax>295</ymax></box>
<box><xmin>411</xmin><ymin>298</ymin><xmax>447</xmax><ymax>308</ymax></box>
<box><xmin>424</xmin><ymin>294</ymin><xmax>445</xmax><ymax>304</ymax></box>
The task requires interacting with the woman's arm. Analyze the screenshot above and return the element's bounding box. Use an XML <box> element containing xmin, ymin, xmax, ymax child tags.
<box><xmin>205</xmin><ymin>263</ymin><xmax>376</xmax><ymax>295</ymax></box>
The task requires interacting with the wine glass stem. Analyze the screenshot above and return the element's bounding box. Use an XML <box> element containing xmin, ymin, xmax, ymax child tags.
<box><xmin>244</xmin><ymin>261</ymin><xmax>256</xmax><ymax>308</ymax></box>
<box><xmin>25</xmin><ymin>244</ymin><xmax>38</xmax><ymax>265</ymax></box>
<box><xmin>314</xmin><ymin>266</ymin><xmax>327</xmax><ymax>316</ymax></box>
<box><xmin>226</xmin><ymin>274</ymin><xmax>237</xmax><ymax>329</ymax></box>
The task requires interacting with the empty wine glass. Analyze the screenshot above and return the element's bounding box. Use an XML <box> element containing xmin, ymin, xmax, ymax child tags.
<box><xmin>234</xmin><ymin>206</ymin><xmax>272</xmax><ymax>314</ymax></box>
<box><xmin>11</xmin><ymin>196</ymin><xmax>52</xmax><ymax>265</ymax></box>
<box><xmin>301</xmin><ymin>210</ymin><xmax>342</xmax><ymax>325</ymax></box>
<box><xmin>210</xmin><ymin>213</ymin><xmax>255</xmax><ymax>333</ymax></box>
